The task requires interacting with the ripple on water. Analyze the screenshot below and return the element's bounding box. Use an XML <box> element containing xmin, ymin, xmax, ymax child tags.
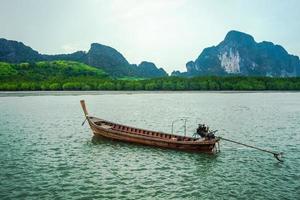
<box><xmin>0</xmin><ymin>92</ymin><xmax>300</xmax><ymax>199</ymax></box>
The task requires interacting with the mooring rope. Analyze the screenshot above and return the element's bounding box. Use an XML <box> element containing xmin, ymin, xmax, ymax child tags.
<box><xmin>218</xmin><ymin>136</ymin><xmax>284</xmax><ymax>162</ymax></box>
<box><xmin>82</xmin><ymin>118</ymin><xmax>87</xmax><ymax>126</ymax></box>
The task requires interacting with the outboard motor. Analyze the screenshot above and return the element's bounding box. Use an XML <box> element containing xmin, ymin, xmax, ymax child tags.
<box><xmin>196</xmin><ymin>124</ymin><xmax>216</xmax><ymax>140</ymax></box>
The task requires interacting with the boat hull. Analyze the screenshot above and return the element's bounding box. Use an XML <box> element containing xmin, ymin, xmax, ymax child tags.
<box><xmin>80</xmin><ymin>100</ymin><xmax>219</xmax><ymax>154</ymax></box>
<box><xmin>88</xmin><ymin>118</ymin><xmax>218</xmax><ymax>153</ymax></box>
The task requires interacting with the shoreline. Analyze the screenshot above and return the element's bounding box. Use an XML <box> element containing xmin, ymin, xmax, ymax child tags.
<box><xmin>0</xmin><ymin>90</ymin><xmax>299</xmax><ymax>97</ymax></box>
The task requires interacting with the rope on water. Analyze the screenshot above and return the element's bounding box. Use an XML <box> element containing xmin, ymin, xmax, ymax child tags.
<box><xmin>218</xmin><ymin>136</ymin><xmax>284</xmax><ymax>162</ymax></box>
<box><xmin>82</xmin><ymin>118</ymin><xmax>87</xmax><ymax>126</ymax></box>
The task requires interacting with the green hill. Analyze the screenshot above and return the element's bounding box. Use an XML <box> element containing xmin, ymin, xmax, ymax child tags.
<box><xmin>0</xmin><ymin>60</ymin><xmax>108</xmax><ymax>90</ymax></box>
<box><xmin>0</xmin><ymin>60</ymin><xmax>107</xmax><ymax>81</ymax></box>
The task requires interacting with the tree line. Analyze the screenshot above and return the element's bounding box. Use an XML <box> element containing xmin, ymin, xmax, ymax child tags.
<box><xmin>1</xmin><ymin>76</ymin><xmax>300</xmax><ymax>91</ymax></box>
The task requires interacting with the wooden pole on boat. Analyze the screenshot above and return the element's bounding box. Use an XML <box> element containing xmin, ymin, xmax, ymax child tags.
<box><xmin>80</xmin><ymin>100</ymin><xmax>88</xmax><ymax>116</ymax></box>
<box><xmin>80</xmin><ymin>100</ymin><xmax>89</xmax><ymax>126</ymax></box>
<box><xmin>219</xmin><ymin>137</ymin><xmax>284</xmax><ymax>162</ymax></box>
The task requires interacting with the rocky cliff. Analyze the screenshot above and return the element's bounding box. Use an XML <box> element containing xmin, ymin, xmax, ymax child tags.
<box><xmin>176</xmin><ymin>30</ymin><xmax>300</xmax><ymax>77</ymax></box>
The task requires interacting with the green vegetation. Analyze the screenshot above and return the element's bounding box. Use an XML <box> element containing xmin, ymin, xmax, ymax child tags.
<box><xmin>118</xmin><ymin>76</ymin><xmax>146</xmax><ymax>81</ymax></box>
<box><xmin>0</xmin><ymin>61</ymin><xmax>300</xmax><ymax>91</ymax></box>
<box><xmin>0</xmin><ymin>60</ymin><xmax>107</xmax><ymax>81</ymax></box>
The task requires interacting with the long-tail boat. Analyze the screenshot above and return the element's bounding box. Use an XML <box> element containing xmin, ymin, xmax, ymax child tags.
<box><xmin>80</xmin><ymin>100</ymin><xmax>220</xmax><ymax>153</ymax></box>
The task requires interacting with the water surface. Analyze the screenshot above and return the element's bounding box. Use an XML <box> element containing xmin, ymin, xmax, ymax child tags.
<box><xmin>0</xmin><ymin>92</ymin><xmax>299</xmax><ymax>199</ymax></box>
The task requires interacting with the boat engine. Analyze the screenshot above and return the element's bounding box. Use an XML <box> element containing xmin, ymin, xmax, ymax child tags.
<box><xmin>196</xmin><ymin>124</ymin><xmax>216</xmax><ymax>139</ymax></box>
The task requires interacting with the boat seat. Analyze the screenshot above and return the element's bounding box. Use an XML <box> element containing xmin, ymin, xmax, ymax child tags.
<box><xmin>99</xmin><ymin>124</ymin><xmax>112</xmax><ymax>129</ymax></box>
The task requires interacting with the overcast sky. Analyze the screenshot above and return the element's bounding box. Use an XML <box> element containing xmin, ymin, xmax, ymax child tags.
<box><xmin>1</xmin><ymin>0</ymin><xmax>299</xmax><ymax>73</ymax></box>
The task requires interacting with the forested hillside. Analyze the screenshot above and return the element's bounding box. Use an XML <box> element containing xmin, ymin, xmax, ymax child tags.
<box><xmin>0</xmin><ymin>60</ymin><xmax>299</xmax><ymax>91</ymax></box>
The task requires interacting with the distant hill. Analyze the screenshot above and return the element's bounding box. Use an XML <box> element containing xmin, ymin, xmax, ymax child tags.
<box><xmin>0</xmin><ymin>38</ymin><xmax>168</xmax><ymax>78</ymax></box>
<box><xmin>0</xmin><ymin>60</ymin><xmax>107</xmax><ymax>81</ymax></box>
<box><xmin>135</xmin><ymin>61</ymin><xmax>168</xmax><ymax>78</ymax></box>
<box><xmin>172</xmin><ymin>30</ymin><xmax>300</xmax><ymax>77</ymax></box>
<box><xmin>0</xmin><ymin>38</ymin><xmax>43</xmax><ymax>62</ymax></box>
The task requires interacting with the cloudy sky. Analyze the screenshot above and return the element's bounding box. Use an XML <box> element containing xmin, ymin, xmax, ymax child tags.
<box><xmin>1</xmin><ymin>0</ymin><xmax>299</xmax><ymax>73</ymax></box>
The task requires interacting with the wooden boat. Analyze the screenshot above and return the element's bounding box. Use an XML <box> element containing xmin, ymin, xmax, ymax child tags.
<box><xmin>80</xmin><ymin>100</ymin><xmax>220</xmax><ymax>153</ymax></box>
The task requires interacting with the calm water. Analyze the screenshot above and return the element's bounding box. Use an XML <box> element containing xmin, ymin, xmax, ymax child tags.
<box><xmin>0</xmin><ymin>92</ymin><xmax>299</xmax><ymax>199</ymax></box>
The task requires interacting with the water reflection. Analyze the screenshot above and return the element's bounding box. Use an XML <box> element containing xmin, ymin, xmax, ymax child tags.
<box><xmin>91</xmin><ymin>135</ymin><xmax>219</xmax><ymax>171</ymax></box>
